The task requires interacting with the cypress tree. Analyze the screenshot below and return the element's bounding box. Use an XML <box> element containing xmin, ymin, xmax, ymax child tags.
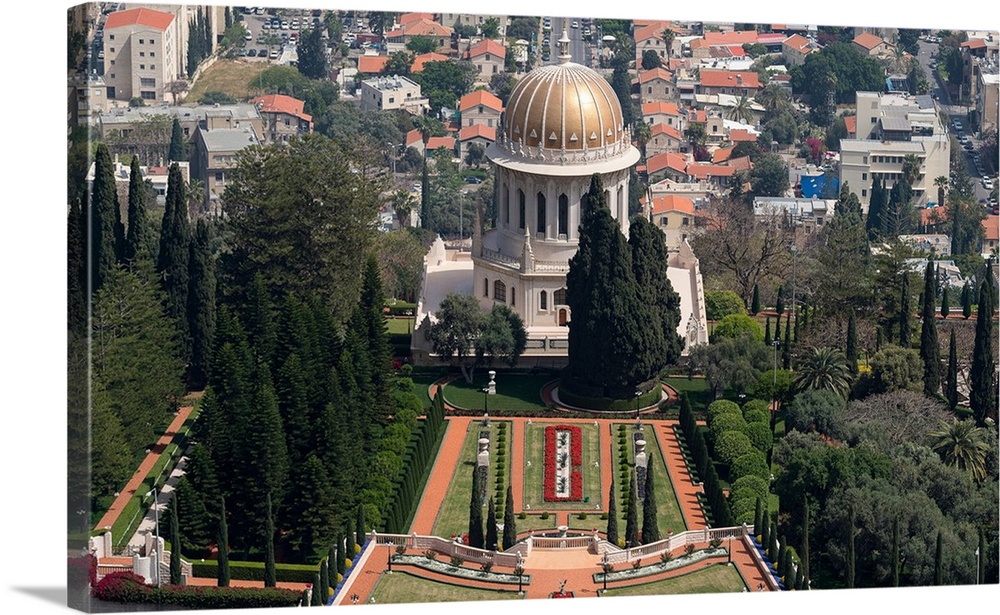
<box><xmin>774</xmin><ymin>312</ymin><xmax>782</xmax><ymax>344</ymax></box>
<box><xmin>67</xmin><ymin>199</ymin><xmax>88</xmax><ymax>333</ymax></box>
<box><xmin>846</xmin><ymin>503</ymin><xmax>856</xmax><ymax>589</ymax></box>
<box><xmin>780</xmin><ymin>546</ymin><xmax>792</xmax><ymax>585</ymax></box>
<box><xmin>217</xmin><ymin>496</ymin><xmax>230</xmax><ymax>587</ymax></box>
<box><xmin>91</xmin><ymin>143</ymin><xmax>124</xmax><ymax>293</ymax></box>
<box><xmin>468</xmin><ymin>466</ymin><xmax>484</xmax><ymax>548</ymax></box>
<box><xmin>356</xmin><ymin>504</ymin><xmax>367</xmax><ymax>547</ymax></box>
<box><xmin>420</xmin><ymin>157</ymin><xmax>430</xmax><ymax>229</ymax></box>
<box><xmin>876</xmin><ymin>327</ymin><xmax>883</xmax><ymax>353</ymax></box>
<box><xmin>311</xmin><ymin>572</ymin><xmax>322</xmax><ymax>605</ymax></box>
<box><xmin>782</xmin><ymin>311</ymin><xmax>792</xmax><ymax>369</ymax></box>
<box><xmin>753</xmin><ymin>498</ymin><xmax>763</xmax><ymax>540</ymax></box>
<box><xmin>933</xmin><ymin>530</ymin><xmax>943</xmax><ymax>585</ymax></box>
<box><xmin>920</xmin><ymin>261</ymin><xmax>941</xmax><ymax>396</ymax></box>
<box><xmin>264</xmin><ymin>492</ymin><xmax>276</xmax><ymax>588</ymax></box>
<box><xmin>169</xmin><ymin>118</ymin><xmax>187</xmax><ymax>162</ymax></box>
<box><xmin>327</xmin><ymin>543</ymin><xmax>337</xmax><ymax>584</ymax></box>
<box><xmin>760</xmin><ymin>512</ymin><xmax>770</xmax><ymax>552</ymax></box>
<box><xmin>124</xmin><ymin>156</ymin><xmax>152</xmax><ymax>265</ymax></box>
<box><xmin>794</xmin><ymin>563</ymin><xmax>804</xmax><ymax>590</ymax></box>
<box><xmin>169</xmin><ymin>492</ymin><xmax>182</xmax><ymax>584</ymax></box>
<box><xmin>978</xmin><ymin>527</ymin><xmax>986</xmax><ymax>585</ymax></box>
<box><xmin>319</xmin><ymin>556</ymin><xmax>329</xmax><ymax>604</ymax></box>
<box><xmin>606</xmin><ymin>476</ymin><xmax>619</xmax><ymax>546</ymax></box>
<box><xmin>187</xmin><ymin>220</ymin><xmax>216</xmax><ymax>389</ymax></box>
<box><xmin>940</xmin><ymin>285</ymin><xmax>950</xmax><ymax>319</ymax></box>
<box><xmin>629</xmin><ymin>216</ymin><xmax>684</xmax><ymax>370</ymax></box>
<box><xmin>899</xmin><ymin>272</ymin><xmax>912</xmax><ymax>348</ymax></box>
<box><xmin>891</xmin><ymin>514</ymin><xmax>900</xmax><ymax>587</ymax></box>
<box><xmin>764</xmin><ymin>317</ymin><xmax>771</xmax><ymax>345</ymax></box>
<box><xmin>641</xmin><ymin>463</ymin><xmax>659</xmax><ymax>544</ymax></box>
<box><xmin>946</xmin><ymin>329</ymin><xmax>959</xmax><ymax>410</ymax></box>
<box><xmin>157</xmin><ymin>163</ymin><xmax>191</xmax><ymax>354</ymax></box>
<box><xmin>970</xmin><ymin>281</ymin><xmax>996</xmax><ymax>426</ymax></box>
<box><xmin>775</xmin><ymin>287</ymin><xmax>785</xmax><ymax>316</ymax></box>
<box><xmin>751</xmin><ymin>284</ymin><xmax>760</xmax><ymax>315</ymax></box>
<box><xmin>345</xmin><ymin>518</ymin><xmax>356</xmax><ymax>558</ymax></box>
<box><xmin>768</xmin><ymin>520</ymin><xmax>778</xmax><ymax>563</ymax></box>
<box><xmin>502</xmin><ymin>485</ymin><xmax>517</xmax><ymax>550</ymax></box>
<box><xmin>801</xmin><ymin>494</ymin><xmax>810</xmax><ymax>584</ymax></box>
<box><xmin>624</xmin><ymin>469</ymin><xmax>639</xmax><ymax>547</ymax></box>
<box><xmin>846</xmin><ymin>312</ymin><xmax>858</xmax><ymax>375</ymax></box>
<box><xmin>962</xmin><ymin>282</ymin><xmax>973</xmax><ymax>319</ymax></box>
<box><xmin>485</xmin><ymin>497</ymin><xmax>498</xmax><ymax>551</ymax></box>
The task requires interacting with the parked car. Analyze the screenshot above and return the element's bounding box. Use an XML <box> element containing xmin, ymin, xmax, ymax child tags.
<box><xmin>464</xmin><ymin>176</ymin><xmax>483</xmax><ymax>184</ymax></box>
<box><xmin>247</xmin><ymin>48</ymin><xmax>257</xmax><ymax>57</ymax></box>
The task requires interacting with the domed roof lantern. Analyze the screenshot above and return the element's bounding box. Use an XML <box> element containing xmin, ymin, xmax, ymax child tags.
<box><xmin>558</xmin><ymin>30</ymin><xmax>571</xmax><ymax>64</ymax></box>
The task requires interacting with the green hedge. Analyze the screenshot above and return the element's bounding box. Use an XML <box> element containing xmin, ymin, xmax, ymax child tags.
<box><xmin>745</xmin><ymin>422</ymin><xmax>774</xmax><ymax>452</ymax></box>
<box><xmin>191</xmin><ymin>559</ymin><xmax>318</xmax><ymax>584</ymax></box>
<box><xmin>709</xmin><ymin>413</ymin><xmax>747</xmax><ymax>443</ymax></box>
<box><xmin>741</xmin><ymin>399</ymin><xmax>770</xmax><ymax>418</ymax></box>
<box><xmin>715</xmin><ymin>431</ymin><xmax>753</xmax><ymax>465</ymax></box>
<box><xmin>707</xmin><ymin>400</ymin><xmax>742</xmax><ymax>422</ymax></box>
<box><xmin>730</xmin><ymin>475</ymin><xmax>769</xmax><ymax>502</ymax></box>
<box><xmin>557</xmin><ymin>381</ymin><xmax>661</xmax><ymax>412</ymax></box>
<box><xmin>731</xmin><ymin>451</ymin><xmax>770</xmax><ymax>482</ymax></box>
<box><xmin>93</xmin><ymin>571</ymin><xmax>301</xmax><ymax>608</ymax></box>
<box><xmin>743</xmin><ymin>408</ymin><xmax>770</xmax><ymax>424</ymax></box>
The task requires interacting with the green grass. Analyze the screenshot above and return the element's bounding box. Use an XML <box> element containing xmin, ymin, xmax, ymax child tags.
<box><xmin>387</xmin><ymin>317</ymin><xmax>415</xmax><ymax>335</ymax></box>
<box><xmin>411</xmin><ymin>373</ymin><xmax>444</xmax><ymax>410</ymax></box>
<box><xmin>602</xmin><ymin>563</ymin><xmax>747</xmax><ymax>596</ymax></box>
<box><xmin>614</xmin><ymin>424</ymin><xmax>687</xmax><ymax>535</ymax></box>
<box><xmin>187</xmin><ymin>59</ymin><xmax>271</xmax><ymax>102</ymax></box>
<box><xmin>442</xmin><ymin>374</ymin><xmax>551</xmax><ymax>411</ymax></box>
<box><xmin>522</xmin><ymin>422</ymin><xmax>602</xmax><ymax>512</ymax></box>
<box><xmin>371</xmin><ymin>571</ymin><xmax>521</xmax><ymax>603</ymax></box>
<box><xmin>663</xmin><ymin>377</ymin><xmax>711</xmax><ymax>414</ymax></box>
<box><xmin>431</xmin><ymin>421</ymin><xmax>512</xmax><ymax>539</ymax></box>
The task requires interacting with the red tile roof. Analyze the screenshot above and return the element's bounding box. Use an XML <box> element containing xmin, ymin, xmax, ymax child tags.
<box><xmin>425</xmin><ymin>136</ymin><xmax>455</xmax><ymax>151</ymax></box>
<box><xmin>728</xmin><ymin>129</ymin><xmax>757</xmax><ymax>142</ymax></box>
<box><xmin>727</xmin><ymin>155</ymin><xmax>753</xmax><ymax>171</ymax></box>
<box><xmin>405</xmin><ymin>19</ymin><xmax>452</xmax><ymax>37</ymax></box>
<box><xmin>467</xmin><ymin>39</ymin><xmax>506</xmax><ymax>60</ymax></box>
<box><xmin>688</xmin><ymin>109</ymin><xmax>708</xmax><ymax>123</ymax></box>
<box><xmin>783</xmin><ymin>34</ymin><xmax>812</xmax><ymax>53</ymax></box>
<box><xmin>984</xmin><ymin>216</ymin><xmax>999</xmax><ymax>241</ymax></box>
<box><xmin>406</xmin><ymin>129</ymin><xmax>423</xmax><ymax>147</ymax></box>
<box><xmin>400</xmin><ymin>13</ymin><xmax>434</xmax><ymax>27</ymax></box>
<box><xmin>713</xmin><ymin>146</ymin><xmax>734</xmax><ymax>163</ymax></box>
<box><xmin>459</xmin><ymin>124</ymin><xmax>497</xmax><ymax>141</ymax></box>
<box><xmin>703</xmin><ymin>30</ymin><xmax>758</xmax><ymax>46</ymax></box>
<box><xmin>700</xmin><ymin>70</ymin><xmax>761</xmax><ymax>89</ymax></box>
<box><xmin>649</xmin><ymin>194</ymin><xmax>695</xmax><ymax>214</ymax></box>
<box><xmin>920</xmin><ymin>206</ymin><xmax>948</xmax><ymax>226</ymax></box>
<box><xmin>459</xmin><ymin>90</ymin><xmax>504</xmax><ymax>113</ymax></box>
<box><xmin>411</xmin><ymin>52</ymin><xmax>449</xmax><ymax>72</ymax></box>
<box><xmin>844</xmin><ymin>115</ymin><xmax>857</xmax><ymax>136</ymax></box>
<box><xmin>688</xmin><ymin>163</ymin><xmax>737</xmax><ymax>178</ymax></box>
<box><xmin>252</xmin><ymin>94</ymin><xmax>312</xmax><ymax>122</ymax></box>
<box><xmin>357</xmin><ymin>55</ymin><xmax>389</xmax><ymax>74</ymax></box>
<box><xmin>638</xmin><ymin>68</ymin><xmax>673</xmax><ymax>84</ymax></box>
<box><xmin>690</xmin><ymin>38</ymin><xmax>709</xmax><ymax>50</ymax></box>
<box><xmin>105</xmin><ymin>7</ymin><xmax>174</xmax><ymax>31</ymax></box>
<box><xmin>635</xmin><ymin>21</ymin><xmax>672</xmax><ymax>43</ymax></box>
<box><xmin>646</xmin><ymin>152</ymin><xmax>688</xmax><ymax>175</ymax></box>
<box><xmin>853</xmin><ymin>32</ymin><xmax>885</xmax><ymax>50</ymax></box>
<box><xmin>650</xmin><ymin>123</ymin><xmax>682</xmax><ymax>139</ymax></box>
<box><xmin>961</xmin><ymin>39</ymin><xmax>987</xmax><ymax>50</ymax></box>
<box><xmin>641</xmin><ymin>101</ymin><xmax>681</xmax><ymax>117</ymax></box>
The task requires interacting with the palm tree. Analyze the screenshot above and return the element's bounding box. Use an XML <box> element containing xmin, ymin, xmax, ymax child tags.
<box><xmin>934</xmin><ymin>176</ymin><xmax>948</xmax><ymax>208</ymax></box>
<box><xmin>728</xmin><ymin>94</ymin><xmax>754</xmax><ymax>125</ymax></box>
<box><xmin>930</xmin><ymin>419</ymin><xmax>989</xmax><ymax>482</ymax></box>
<box><xmin>756</xmin><ymin>83</ymin><xmax>791</xmax><ymax>120</ymax></box>
<box><xmin>793</xmin><ymin>347</ymin><xmax>853</xmax><ymax>398</ymax></box>
<box><xmin>632</xmin><ymin>120</ymin><xmax>651</xmax><ymax>160</ymax></box>
<box><xmin>902</xmin><ymin>154</ymin><xmax>921</xmax><ymax>188</ymax></box>
<box><xmin>660</xmin><ymin>28</ymin><xmax>676</xmax><ymax>58</ymax></box>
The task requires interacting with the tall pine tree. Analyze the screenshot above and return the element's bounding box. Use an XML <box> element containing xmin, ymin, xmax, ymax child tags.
<box><xmin>187</xmin><ymin>220</ymin><xmax>216</xmax><ymax>389</ymax></box>
<box><xmin>629</xmin><ymin>216</ymin><xmax>684</xmax><ymax>371</ymax></box>
<box><xmin>606</xmin><ymin>476</ymin><xmax>619</xmax><ymax>546</ymax></box>
<box><xmin>920</xmin><ymin>261</ymin><xmax>941</xmax><ymax>397</ymax></box>
<box><xmin>940</xmin><ymin>285</ymin><xmax>950</xmax><ymax>319</ymax></box>
<box><xmin>899</xmin><ymin>272</ymin><xmax>911</xmax><ymax>347</ymax></box>
<box><xmin>846</xmin><ymin>311</ymin><xmax>858</xmax><ymax>375</ymax></box>
<box><xmin>124</xmin><ymin>156</ymin><xmax>152</xmax><ymax>264</ymax></box>
<box><xmin>91</xmin><ymin>143</ymin><xmax>124</xmax><ymax>293</ymax></box>
<box><xmin>157</xmin><ymin>163</ymin><xmax>191</xmax><ymax>357</ymax></box>
<box><xmin>169</xmin><ymin>491</ymin><xmax>183</xmax><ymax>584</ymax></box>
<box><xmin>624</xmin><ymin>469</ymin><xmax>639</xmax><ymax>547</ymax></box>
<box><xmin>264</xmin><ymin>492</ymin><xmax>277</xmax><ymax>588</ymax></box>
<box><xmin>962</xmin><ymin>282</ymin><xmax>973</xmax><ymax>319</ymax></box>
<box><xmin>502</xmin><ymin>485</ymin><xmax>517</xmax><ymax>550</ymax></box>
<box><xmin>217</xmin><ymin>496</ymin><xmax>230</xmax><ymax>587</ymax></box>
<box><xmin>169</xmin><ymin>118</ymin><xmax>187</xmax><ymax>162</ymax></box>
<box><xmin>947</xmin><ymin>329</ymin><xmax>959</xmax><ymax>410</ymax></box>
<box><xmin>468</xmin><ymin>465</ymin><xmax>484</xmax><ymax>548</ymax></box>
<box><xmin>640</xmin><ymin>463</ymin><xmax>659</xmax><ymax>544</ymax></box>
<box><xmin>970</xmin><ymin>281</ymin><xmax>996</xmax><ymax>425</ymax></box>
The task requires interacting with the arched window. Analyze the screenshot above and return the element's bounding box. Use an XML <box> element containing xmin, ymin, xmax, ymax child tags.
<box><xmin>493</xmin><ymin>279</ymin><xmax>507</xmax><ymax>303</ymax></box>
<box><xmin>617</xmin><ymin>186</ymin><xmax>624</xmax><ymax>219</ymax></box>
<box><xmin>558</xmin><ymin>194</ymin><xmax>569</xmax><ymax>237</ymax></box>
<box><xmin>518</xmin><ymin>190</ymin><xmax>525</xmax><ymax>230</ymax></box>
<box><xmin>511</xmin><ymin>286</ymin><xmax>516</xmax><ymax>306</ymax></box>
<box><xmin>502</xmin><ymin>184</ymin><xmax>510</xmax><ymax>226</ymax></box>
<box><xmin>554</xmin><ymin>287</ymin><xmax>567</xmax><ymax>305</ymax></box>
<box><xmin>540</xmin><ymin>290</ymin><xmax>548</xmax><ymax>310</ymax></box>
<box><xmin>536</xmin><ymin>193</ymin><xmax>546</xmax><ymax>235</ymax></box>
<box><xmin>484</xmin><ymin>278</ymin><xmax>489</xmax><ymax>297</ymax></box>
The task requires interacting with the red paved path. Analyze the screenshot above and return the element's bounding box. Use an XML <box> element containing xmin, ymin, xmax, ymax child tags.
<box><xmin>94</xmin><ymin>392</ymin><xmax>202</xmax><ymax>532</ymax></box>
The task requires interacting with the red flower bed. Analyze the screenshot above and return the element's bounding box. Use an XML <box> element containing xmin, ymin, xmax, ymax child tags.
<box><xmin>543</xmin><ymin>425</ymin><xmax>583</xmax><ymax>502</ymax></box>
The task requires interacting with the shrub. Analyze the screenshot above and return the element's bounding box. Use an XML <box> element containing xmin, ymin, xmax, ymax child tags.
<box><xmin>684</xmin><ymin>544</ymin><xmax>696</xmax><ymax>555</ymax></box>
<box><xmin>710</xmin><ymin>413</ymin><xmax>748</xmax><ymax>443</ymax></box>
<box><xmin>708</xmin><ymin>400</ymin><xmax>742</xmax><ymax>422</ymax></box>
<box><xmin>540</xmin><ymin>512</ymin><xmax>550</xmax><ymax>520</ymax></box>
<box><xmin>731</xmin><ymin>451</ymin><xmax>770</xmax><ymax>481</ymax></box>
<box><xmin>744</xmin><ymin>408</ymin><xmax>770</xmax><ymax>425</ymax></box>
<box><xmin>730</xmin><ymin>475</ymin><xmax>769</xmax><ymax>502</ymax></box>
<box><xmin>577</xmin><ymin>512</ymin><xmax>588</xmax><ymax>520</ymax></box>
<box><xmin>745</xmin><ymin>422</ymin><xmax>774</xmax><ymax>452</ymax></box>
<box><xmin>423</xmin><ymin>550</ymin><xmax>438</xmax><ymax>560</ymax></box>
<box><xmin>736</xmin><ymin>507</ymin><xmax>756</xmax><ymax>525</ymax></box>
<box><xmin>450</xmin><ymin>556</ymin><xmax>464</xmax><ymax>567</ymax></box>
<box><xmin>785</xmin><ymin>388</ymin><xmax>845</xmax><ymax>435</ymax></box>
<box><xmin>92</xmin><ymin>571</ymin><xmax>301</xmax><ymax>609</ymax></box>
<box><xmin>729</xmin><ymin>493</ymin><xmax>758</xmax><ymax>519</ymax></box>
<box><xmin>632</xmin><ymin>559</ymin><xmax>642</xmax><ymax>570</ymax></box>
<box><xmin>716</xmin><ymin>431</ymin><xmax>754</xmax><ymax>465</ymax></box>
<box><xmin>710</xmin><ymin>537</ymin><xmax>723</xmax><ymax>548</ymax></box>
<box><xmin>518</xmin><ymin>512</ymin><xmax>527</xmax><ymax>520</ymax></box>
<box><xmin>742</xmin><ymin>399</ymin><xmax>770</xmax><ymax>418</ymax></box>
<box><xmin>710</xmin><ymin>314</ymin><xmax>764</xmax><ymax>343</ymax></box>
<box><xmin>481</xmin><ymin>561</ymin><xmax>493</xmax><ymax>573</ymax></box>
<box><xmin>660</xmin><ymin>551</ymin><xmax>673</xmax><ymax>563</ymax></box>
<box><xmin>705</xmin><ymin>290</ymin><xmax>746</xmax><ymax>320</ymax></box>
<box><xmin>190</xmin><ymin>560</ymin><xmax>318</xmax><ymax>584</ymax></box>
<box><xmin>600</xmin><ymin>513</ymin><xmax>609</xmax><ymax>520</ymax></box>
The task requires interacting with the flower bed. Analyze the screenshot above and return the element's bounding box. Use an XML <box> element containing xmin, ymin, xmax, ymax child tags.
<box><xmin>393</xmin><ymin>555</ymin><xmax>531</xmax><ymax>585</ymax></box>
<box><xmin>544</xmin><ymin>425</ymin><xmax>583</xmax><ymax>502</ymax></box>
<box><xmin>591</xmin><ymin>548</ymin><xmax>728</xmax><ymax>583</ymax></box>
<box><xmin>92</xmin><ymin>571</ymin><xmax>302</xmax><ymax>609</ymax></box>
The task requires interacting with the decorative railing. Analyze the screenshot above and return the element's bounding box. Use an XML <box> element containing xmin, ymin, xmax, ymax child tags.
<box><xmin>480</xmin><ymin>247</ymin><xmax>521</xmax><ymax>268</ymax></box>
<box><xmin>529</xmin><ymin>535</ymin><xmax>596</xmax><ymax>550</ymax></box>
<box><xmin>493</xmin><ymin>129</ymin><xmax>635</xmax><ymax>166</ymax></box>
<box><xmin>368</xmin><ymin>532</ymin><xmax>521</xmax><ymax>568</ymax></box>
<box><xmin>533</xmin><ymin>260</ymin><xmax>570</xmax><ymax>272</ymax></box>
<box><xmin>599</xmin><ymin>526</ymin><xmax>754</xmax><ymax>565</ymax></box>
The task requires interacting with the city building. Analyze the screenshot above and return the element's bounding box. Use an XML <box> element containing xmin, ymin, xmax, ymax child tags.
<box><xmin>384</xmin><ymin>17</ymin><xmax>453</xmax><ymax>54</ymax></box>
<box><xmin>638</xmin><ymin>68</ymin><xmax>677</xmax><ymax>104</ymax></box>
<box><xmin>458</xmin><ymin>124</ymin><xmax>497</xmax><ymax>163</ymax></box>
<box><xmin>753</xmin><ymin>197</ymin><xmax>836</xmax><ymax>237</ymax></box>
<box><xmin>86</xmin><ymin>156</ymin><xmax>191</xmax><ymax>215</ymax></box>
<box><xmin>359</xmin><ymin>75</ymin><xmax>429</xmax><ymax>114</ymax></box>
<box><xmin>852</xmin><ymin>32</ymin><xmax>893</xmax><ymax>58</ymax></box>
<box><xmin>782</xmin><ymin>34</ymin><xmax>815</xmax><ymax>66</ymax></box>
<box><xmin>838</xmin><ymin>91</ymin><xmax>951</xmax><ymax>212</ymax></box>
<box><xmin>459</xmin><ymin>90</ymin><xmax>504</xmax><ymax>128</ymax></box>
<box><xmin>465</xmin><ymin>39</ymin><xmax>506</xmax><ymax>82</ymax></box>
<box><xmin>438</xmin><ymin>13</ymin><xmax>509</xmax><ymax>35</ymax></box>
<box><xmin>192</xmin><ymin>126</ymin><xmax>260</xmax><ymax>213</ymax></box>
<box><xmin>69</xmin><ymin>72</ymin><xmax>109</xmax><ymax>127</ymax></box>
<box><xmin>646</xmin><ymin>194</ymin><xmax>706</xmax><ymax>249</ymax></box>
<box><xmin>251</xmin><ymin>94</ymin><xmax>313</xmax><ymax>142</ymax></box>
<box><xmin>102</xmin><ymin>7</ymin><xmax>179</xmax><ymax>103</ymax></box>
<box><xmin>412</xmin><ymin>34</ymin><xmax>708</xmax><ymax>364</ymax></box>
<box><xmin>697</xmin><ymin>70</ymin><xmax>761</xmax><ymax>97</ymax></box>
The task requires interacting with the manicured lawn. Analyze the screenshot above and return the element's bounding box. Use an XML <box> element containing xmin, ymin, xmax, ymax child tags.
<box><xmin>386</xmin><ymin>317</ymin><xmax>415</xmax><ymax>335</ymax></box>
<box><xmin>186</xmin><ymin>59</ymin><xmax>270</xmax><ymax>102</ymax></box>
<box><xmin>371</xmin><ymin>571</ymin><xmax>521</xmax><ymax>603</ymax></box>
<box><xmin>442</xmin><ymin>374</ymin><xmax>551</xmax><ymax>411</ymax></box>
<box><xmin>410</xmin><ymin>373</ymin><xmax>444</xmax><ymax>410</ymax></box>
<box><xmin>602</xmin><ymin>563</ymin><xmax>747</xmax><ymax>596</ymax></box>
<box><xmin>614</xmin><ymin>423</ymin><xmax>687</xmax><ymax>535</ymax></box>
<box><xmin>431</xmin><ymin>421</ymin><xmax>513</xmax><ymax>539</ymax></box>
<box><xmin>522</xmin><ymin>422</ymin><xmax>601</xmax><ymax>512</ymax></box>
<box><xmin>664</xmin><ymin>377</ymin><xmax>711</xmax><ymax>414</ymax></box>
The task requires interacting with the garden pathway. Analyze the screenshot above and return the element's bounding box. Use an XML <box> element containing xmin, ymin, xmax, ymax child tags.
<box><xmin>410</xmin><ymin>416</ymin><xmax>474</xmax><ymax>535</ymax></box>
<box><xmin>93</xmin><ymin>392</ymin><xmax>202</xmax><ymax>533</ymax></box>
<box><xmin>651</xmin><ymin>421</ymin><xmax>708</xmax><ymax>530</ymax></box>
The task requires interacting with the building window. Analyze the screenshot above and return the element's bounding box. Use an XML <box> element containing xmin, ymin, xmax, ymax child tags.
<box><xmin>139</xmin><ymin>39</ymin><xmax>144</xmax><ymax>44</ymax></box>
<box><xmin>503</xmin><ymin>185</ymin><xmax>510</xmax><ymax>225</ymax></box>
<box><xmin>149</xmin><ymin>38</ymin><xmax>155</xmax><ymax>44</ymax></box>
<box><xmin>862</xmin><ymin>189</ymin><xmax>868</xmax><ymax>197</ymax></box>
<box><xmin>554</xmin><ymin>287</ymin><xmax>567</xmax><ymax>305</ymax></box>
<box><xmin>215</xmin><ymin>171</ymin><xmax>224</xmax><ymax>181</ymax></box>
<box><xmin>140</xmin><ymin>78</ymin><xmax>156</xmax><ymax>87</ymax></box>
<box><xmin>110</xmin><ymin>47</ymin><xmax>115</xmax><ymax>52</ymax></box>
<box><xmin>151</xmin><ymin>64</ymin><xmax>155</xmax><ymax>69</ymax></box>
<box><xmin>862</xmin><ymin>173</ymin><xmax>867</xmax><ymax>180</ymax></box>
<box><xmin>140</xmin><ymin>51</ymin><xmax>145</xmax><ymax>57</ymax></box>
<box><xmin>150</xmin><ymin>52</ymin><xmax>155</xmax><ymax>57</ymax></box>
<box><xmin>139</xmin><ymin>64</ymin><xmax>145</xmax><ymax>70</ymax></box>
<box><xmin>536</xmin><ymin>193</ymin><xmax>546</xmax><ymax>234</ymax></box>
<box><xmin>558</xmin><ymin>194</ymin><xmax>568</xmax><ymax>236</ymax></box>
<box><xmin>484</xmin><ymin>278</ymin><xmax>489</xmax><ymax>296</ymax></box>
<box><xmin>141</xmin><ymin>91</ymin><xmax>156</xmax><ymax>100</ymax></box>
<box><xmin>109</xmin><ymin>34</ymin><xmax>115</xmax><ymax>40</ymax></box>
<box><xmin>540</xmin><ymin>290</ymin><xmax>547</xmax><ymax>310</ymax></box>
<box><xmin>511</xmin><ymin>287</ymin><xmax>516</xmax><ymax>306</ymax></box>
<box><xmin>518</xmin><ymin>189</ymin><xmax>525</xmax><ymax>229</ymax></box>
<box><xmin>494</xmin><ymin>280</ymin><xmax>507</xmax><ymax>302</ymax></box>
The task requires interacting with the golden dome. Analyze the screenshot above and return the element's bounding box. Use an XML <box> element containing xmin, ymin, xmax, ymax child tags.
<box><xmin>502</xmin><ymin>59</ymin><xmax>624</xmax><ymax>153</ymax></box>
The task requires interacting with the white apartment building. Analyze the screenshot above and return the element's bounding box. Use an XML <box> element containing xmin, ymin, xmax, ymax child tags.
<box><xmin>359</xmin><ymin>75</ymin><xmax>429</xmax><ymax>115</ymax></box>
<box><xmin>103</xmin><ymin>7</ymin><xmax>179</xmax><ymax>103</ymax></box>
<box><xmin>839</xmin><ymin>91</ymin><xmax>951</xmax><ymax>212</ymax></box>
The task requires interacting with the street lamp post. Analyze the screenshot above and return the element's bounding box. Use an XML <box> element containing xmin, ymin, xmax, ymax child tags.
<box><xmin>514</xmin><ymin>555</ymin><xmax>525</xmax><ymax>595</ymax></box>
<box><xmin>601</xmin><ymin>553</ymin><xmax>611</xmax><ymax>592</ymax></box>
<box><xmin>976</xmin><ymin>547</ymin><xmax>980</xmax><ymax>584</ymax></box>
<box><xmin>145</xmin><ymin>487</ymin><xmax>161</xmax><ymax>588</ymax></box>
<box><xmin>635</xmin><ymin>390</ymin><xmax>642</xmax><ymax>425</ymax></box>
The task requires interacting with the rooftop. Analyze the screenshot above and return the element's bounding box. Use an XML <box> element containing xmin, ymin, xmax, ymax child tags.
<box><xmin>412</xmin><ymin>52</ymin><xmax>450</xmax><ymax>72</ymax></box>
<box><xmin>105</xmin><ymin>7</ymin><xmax>173</xmax><ymax>31</ymax></box>
<box><xmin>199</xmin><ymin>127</ymin><xmax>260</xmax><ymax>152</ymax></box>
<box><xmin>459</xmin><ymin>124</ymin><xmax>497</xmax><ymax>141</ymax></box>
<box><xmin>252</xmin><ymin>94</ymin><xmax>311</xmax><ymax>122</ymax></box>
<box><xmin>363</xmin><ymin>75</ymin><xmax>422</xmax><ymax>92</ymax></box>
<box><xmin>99</xmin><ymin>103</ymin><xmax>261</xmax><ymax>126</ymax></box>
<box><xmin>467</xmin><ymin>39</ymin><xmax>506</xmax><ymax>59</ymax></box>
<box><xmin>699</xmin><ymin>70</ymin><xmax>760</xmax><ymax>89</ymax></box>
<box><xmin>459</xmin><ymin>90</ymin><xmax>503</xmax><ymax>113</ymax></box>
<box><xmin>853</xmin><ymin>32</ymin><xmax>886</xmax><ymax>50</ymax></box>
